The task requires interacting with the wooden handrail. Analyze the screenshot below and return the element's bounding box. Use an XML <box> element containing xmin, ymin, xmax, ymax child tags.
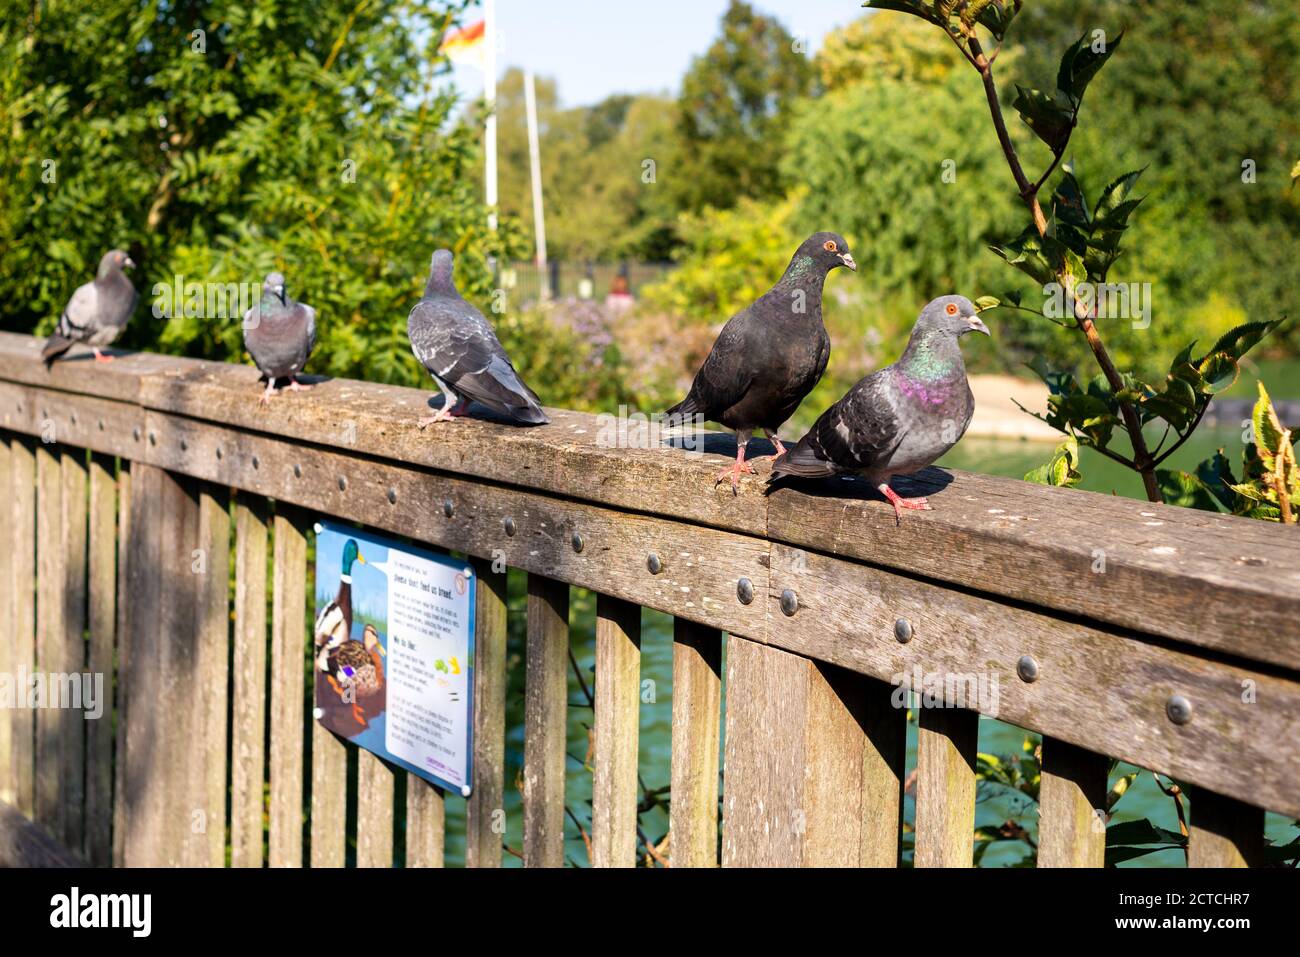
<box><xmin>0</xmin><ymin>332</ymin><xmax>1296</xmax><ymax>669</ymax></box>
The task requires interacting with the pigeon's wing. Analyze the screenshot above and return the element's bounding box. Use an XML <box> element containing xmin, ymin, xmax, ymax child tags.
<box><xmin>665</xmin><ymin>308</ymin><xmax>758</xmax><ymax>418</ymax></box>
<box><xmin>409</xmin><ymin>297</ymin><xmax>548</xmax><ymax>424</ymax></box>
<box><xmin>57</xmin><ymin>281</ymin><xmax>100</xmax><ymax>341</ymax></box>
<box><xmin>771</xmin><ymin>370</ymin><xmax>903</xmax><ymax>480</ymax></box>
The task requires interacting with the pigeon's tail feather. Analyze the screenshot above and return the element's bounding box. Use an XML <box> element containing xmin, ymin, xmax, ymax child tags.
<box><xmin>42</xmin><ymin>334</ymin><xmax>74</xmax><ymax>366</ymax></box>
<box><xmin>767</xmin><ymin>444</ymin><xmax>840</xmax><ymax>485</ymax></box>
<box><xmin>457</xmin><ymin>369</ymin><xmax>550</xmax><ymax>426</ymax></box>
<box><xmin>664</xmin><ymin>394</ymin><xmax>700</xmax><ymax>418</ymax></box>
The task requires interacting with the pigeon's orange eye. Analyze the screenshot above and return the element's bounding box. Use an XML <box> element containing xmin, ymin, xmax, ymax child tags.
<box><xmin>946</xmin><ymin>303</ymin><xmax>959</xmax><ymax>316</ymax></box>
<box><xmin>823</xmin><ymin>240</ymin><xmax>837</xmax><ymax>252</ymax></box>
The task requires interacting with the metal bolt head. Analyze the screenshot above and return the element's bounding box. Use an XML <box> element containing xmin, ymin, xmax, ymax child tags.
<box><xmin>215</xmin><ymin>446</ymin><xmax>223</xmax><ymax>460</ymax></box>
<box><xmin>293</xmin><ymin>463</ymin><xmax>302</xmax><ymax>478</ymax></box>
<box><xmin>252</xmin><ymin>455</ymin><xmax>260</xmax><ymax>470</ymax></box>
<box><xmin>503</xmin><ymin>517</ymin><xmax>516</xmax><ymax>536</ymax></box>
<box><xmin>443</xmin><ymin>499</ymin><xmax>454</xmax><ymax>517</ymax></box>
<box><xmin>148</xmin><ymin>431</ymin><xmax>157</xmax><ymax>446</ymax></box>
<box><xmin>132</xmin><ymin>427</ymin><xmax>141</xmax><ymax>441</ymax></box>
<box><xmin>1166</xmin><ymin>694</ymin><xmax>1193</xmax><ymax>725</ymax></box>
<box><xmin>337</xmin><ymin>476</ymin><xmax>347</xmax><ymax>491</ymax></box>
<box><xmin>737</xmin><ymin>578</ymin><xmax>754</xmax><ymax>605</ymax></box>
<box><xmin>1016</xmin><ymin>655</ymin><xmax>1039</xmax><ymax>683</ymax></box>
<box><xmin>894</xmin><ymin>618</ymin><xmax>913</xmax><ymax>643</ymax></box>
<box><xmin>179</xmin><ymin>438</ymin><xmax>187</xmax><ymax>451</ymax></box>
<box><xmin>780</xmin><ymin>588</ymin><xmax>798</xmax><ymax>617</ymax></box>
<box><xmin>571</xmin><ymin>532</ymin><xmax>584</xmax><ymax>553</ymax></box>
<box><xmin>646</xmin><ymin>553</ymin><xmax>662</xmax><ymax>575</ymax></box>
<box><xmin>387</xmin><ymin>487</ymin><xmax>397</xmax><ymax>505</ymax></box>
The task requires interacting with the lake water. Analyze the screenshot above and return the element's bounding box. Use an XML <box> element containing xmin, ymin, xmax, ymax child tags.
<box><xmin>424</xmin><ymin>364</ymin><xmax>1299</xmax><ymax>867</ymax></box>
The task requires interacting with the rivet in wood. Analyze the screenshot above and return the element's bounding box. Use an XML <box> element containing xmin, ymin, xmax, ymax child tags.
<box><xmin>180</xmin><ymin>438</ymin><xmax>188</xmax><ymax>451</ymax></box>
<box><xmin>646</xmin><ymin>553</ymin><xmax>662</xmax><ymax>574</ymax></box>
<box><xmin>1016</xmin><ymin>655</ymin><xmax>1039</xmax><ymax>683</ymax></box>
<box><xmin>148</xmin><ymin>431</ymin><xmax>157</xmax><ymax>446</ymax></box>
<box><xmin>503</xmin><ymin>517</ymin><xmax>516</xmax><ymax>536</ymax></box>
<box><xmin>894</xmin><ymin>618</ymin><xmax>914</xmax><ymax>643</ymax></box>
<box><xmin>70</xmin><ymin>413</ymin><xmax>77</xmax><ymax>425</ymax></box>
<box><xmin>780</xmin><ymin>589</ymin><xmax>798</xmax><ymax>616</ymax></box>
<box><xmin>337</xmin><ymin>476</ymin><xmax>347</xmax><ymax>491</ymax></box>
<box><xmin>97</xmin><ymin>420</ymin><xmax>104</xmax><ymax>431</ymax></box>
<box><xmin>132</xmin><ymin>427</ymin><xmax>141</xmax><ymax>441</ymax></box>
<box><xmin>1166</xmin><ymin>694</ymin><xmax>1193</xmax><ymax>725</ymax></box>
<box><xmin>215</xmin><ymin>446</ymin><xmax>223</xmax><ymax>460</ymax></box>
<box><xmin>387</xmin><ymin>487</ymin><xmax>397</xmax><ymax>504</ymax></box>
<box><xmin>737</xmin><ymin>578</ymin><xmax>754</xmax><ymax>605</ymax></box>
<box><xmin>571</xmin><ymin>532</ymin><xmax>584</xmax><ymax>553</ymax></box>
<box><xmin>252</xmin><ymin>455</ymin><xmax>260</xmax><ymax>470</ymax></box>
<box><xmin>293</xmin><ymin>463</ymin><xmax>302</xmax><ymax>478</ymax></box>
<box><xmin>443</xmin><ymin>499</ymin><xmax>454</xmax><ymax>517</ymax></box>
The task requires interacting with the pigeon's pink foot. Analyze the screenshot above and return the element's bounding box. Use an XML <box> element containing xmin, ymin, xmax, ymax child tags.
<box><xmin>417</xmin><ymin>400</ymin><xmax>468</xmax><ymax>429</ymax></box>
<box><xmin>257</xmin><ymin>380</ymin><xmax>279</xmax><ymax>407</ymax></box>
<box><xmin>753</xmin><ymin>435</ymin><xmax>788</xmax><ymax>461</ymax></box>
<box><xmin>286</xmin><ymin>376</ymin><xmax>312</xmax><ymax>392</ymax></box>
<box><xmin>714</xmin><ymin>451</ymin><xmax>756</xmax><ymax>494</ymax></box>
<box><xmin>879</xmin><ymin>484</ymin><xmax>931</xmax><ymax>524</ymax></box>
<box><xmin>92</xmin><ymin>349</ymin><xmax>114</xmax><ymax>363</ymax></box>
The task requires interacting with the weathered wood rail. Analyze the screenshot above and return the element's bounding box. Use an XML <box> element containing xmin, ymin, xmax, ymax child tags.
<box><xmin>0</xmin><ymin>330</ymin><xmax>1296</xmax><ymax>867</ymax></box>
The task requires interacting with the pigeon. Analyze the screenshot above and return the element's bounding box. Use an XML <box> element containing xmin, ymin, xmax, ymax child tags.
<box><xmin>42</xmin><ymin>249</ymin><xmax>137</xmax><ymax>366</ymax></box>
<box><xmin>242</xmin><ymin>271</ymin><xmax>318</xmax><ymax>405</ymax></box>
<box><xmin>407</xmin><ymin>249</ymin><xmax>549</xmax><ymax>427</ymax></box>
<box><xmin>663</xmin><ymin>231</ymin><xmax>856</xmax><ymax>491</ymax></box>
<box><xmin>768</xmin><ymin>295</ymin><xmax>990</xmax><ymax>523</ymax></box>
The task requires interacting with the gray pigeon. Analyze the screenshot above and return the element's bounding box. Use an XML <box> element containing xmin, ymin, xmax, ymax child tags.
<box><xmin>664</xmin><ymin>231</ymin><xmax>856</xmax><ymax>491</ymax></box>
<box><xmin>407</xmin><ymin>249</ymin><xmax>548</xmax><ymax>427</ymax></box>
<box><xmin>243</xmin><ymin>271</ymin><xmax>318</xmax><ymax>405</ymax></box>
<box><xmin>768</xmin><ymin>295</ymin><xmax>990</xmax><ymax>522</ymax></box>
<box><xmin>43</xmin><ymin>249</ymin><xmax>137</xmax><ymax>366</ymax></box>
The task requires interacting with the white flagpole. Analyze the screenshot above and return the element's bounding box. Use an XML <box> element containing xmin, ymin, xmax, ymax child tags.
<box><xmin>484</xmin><ymin>0</ymin><xmax>498</xmax><ymax>234</ymax></box>
<box><xmin>524</xmin><ymin>70</ymin><xmax>549</xmax><ymax>300</ymax></box>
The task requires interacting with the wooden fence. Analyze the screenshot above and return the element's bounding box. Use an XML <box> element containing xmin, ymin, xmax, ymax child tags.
<box><xmin>0</xmin><ymin>330</ymin><xmax>1296</xmax><ymax>867</ymax></box>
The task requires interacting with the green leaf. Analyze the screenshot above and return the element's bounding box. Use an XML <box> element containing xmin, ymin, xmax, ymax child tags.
<box><xmin>1204</xmin><ymin>319</ymin><xmax>1281</xmax><ymax>362</ymax></box>
<box><xmin>1195</xmin><ymin>352</ymin><xmax>1240</xmax><ymax>395</ymax></box>
<box><xmin>1011</xmin><ymin>85</ymin><xmax>1074</xmax><ymax>152</ymax></box>
<box><xmin>1093</xmin><ymin>168</ymin><xmax>1145</xmax><ymax>225</ymax></box>
<box><xmin>1056</xmin><ymin>30</ymin><xmax>1124</xmax><ymax>103</ymax></box>
<box><xmin>1156</xmin><ymin>470</ymin><xmax>1222</xmax><ymax>512</ymax></box>
<box><xmin>973</xmin><ymin>295</ymin><xmax>1001</xmax><ymax>312</ymax></box>
<box><xmin>1195</xmin><ymin>450</ymin><xmax>1241</xmax><ymax>512</ymax></box>
<box><xmin>1105</xmin><ymin>818</ymin><xmax>1186</xmax><ymax>848</ymax></box>
<box><xmin>1024</xmin><ymin>435</ymin><xmax>1082</xmax><ymax>487</ymax></box>
<box><xmin>972</xmin><ymin>0</ymin><xmax>1023</xmax><ymax>40</ymax></box>
<box><xmin>988</xmin><ymin>224</ymin><xmax>1063</xmax><ymax>285</ymax></box>
<box><xmin>1051</xmin><ymin>163</ymin><xmax>1091</xmax><ymax>228</ymax></box>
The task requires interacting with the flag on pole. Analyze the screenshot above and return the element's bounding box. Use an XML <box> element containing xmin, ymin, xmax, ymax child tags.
<box><xmin>439</xmin><ymin>20</ymin><xmax>486</xmax><ymax>72</ymax></box>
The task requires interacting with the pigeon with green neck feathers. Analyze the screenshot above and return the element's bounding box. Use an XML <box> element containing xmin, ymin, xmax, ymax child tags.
<box><xmin>242</xmin><ymin>271</ymin><xmax>317</xmax><ymax>405</ymax></box>
<box><xmin>664</xmin><ymin>232</ymin><xmax>857</xmax><ymax>491</ymax></box>
<box><xmin>768</xmin><ymin>295</ymin><xmax>990</xmax><ymax>522</ymax></box>
<box><xmin>42</xmin><ymin>249</ymin><xmax>137</xmax><ymax>366</ymax></box>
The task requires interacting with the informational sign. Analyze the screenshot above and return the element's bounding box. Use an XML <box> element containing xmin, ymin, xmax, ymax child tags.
<box><xmin>312</xmin><ymin>521</ymin><xmax>475</xmax><ymax>795</ymax></box>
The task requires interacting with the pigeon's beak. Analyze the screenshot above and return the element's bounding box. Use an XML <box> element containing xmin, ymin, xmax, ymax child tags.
<box><xmin>838</xmin><ymin>252</ymin><xmax>857</xmax><ymax>271</ymax></box>
<box><xmin>966</xmin><ymin>315</ymin><xmax>991</xmax><ymax>336</ymax></box>
<box><xmin>123</xmin><ymin>257</ymin><xmax>136</xmax><ymax>270</ymax></box>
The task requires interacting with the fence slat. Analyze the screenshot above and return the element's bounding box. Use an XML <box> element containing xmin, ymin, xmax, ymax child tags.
<box><xmin>669</xmin><ymin>618</ymin><xmax>720</xmax><ymax>868</ymax></box>
<box><xmin>191</xmin><ymin>482</ymin><xmax>231</xmax><ymax>867</ymax></box>
<box><xmin>231</xmin><ymin>494</ymin><xmax>268</xmax><ymax>868</ymax></box>
<box><xmin>0</xmin><ymin>439</ymin><xmax>13</xmax><ymax>808</ymax></box>
<box><xmin>9</xmin><ymin>438</ymin><xmax>35</xmax><ymax>819</ymax></box>
<box><xmin>913</xmin><ymin>705</ymin><xmax>979</xmax><ymax>868</ymax></box>
<box><xmin>309</xmin><ymin>722</ymin><xmax>348</xmax><ymax>867</ymax></box>
<box><xmin>721</xmin><ymin>636</ymin><xmax>881</xmax><ymax>866</ymax></box>
<box><xmin>466</xmin><ymin>558</ymin><xmax>507</xmax><ymax>867</ymax></box>
<box><xmin>356</xmin><ymin>752</ymin><xmax>394</xmax><ymax>867</ymax></box>
<box><xmin>860</xmin><ymin>676</ymin><xmax>906</xmax><ymax>867</ymax></box>
<box><xmin>1038</xmin><ymin>737</ymin><xmax>1109</xmax><ymax>867</ymax></box>
<box><xmin>59</xmin><ymin>449</ymin><xmax>88</xmax><ymax>850</ymax></box>
<box><xmin>592</xmin><ymin>593</ymin><xmax>641</xmax><ymax>868</ymax></box>
<box><xmin>1188</xmin><ymin>788</ymin><xmax>1264</xmax><ymax>867</ymax></box>
<box><xmin>110</xmin><ymin>462</ymin><xmax>130</xmax><ymax>865</ymax></box>
<box><xmin>406</xmin><ymin>776</ymin><xmax>445</xmax><ymax>868</ymax></box>
<box><xmin>269</xmin><ymin>506</ymin><xmax>308</xmax><ymax>867</ymax></box>
<box><xmin>523</xmin><ymin>573</ymin><xmax>569</xmax><ymax>868</ymax></box>
<box><xmin>34</xmin><ymin>444</ymin><xmax>63</xmax><ymax>837</ymax></box>
<box><xmin>83</xmin><ymin>453</ymin><xmax>116</xmax><ymax>865</ymax></box>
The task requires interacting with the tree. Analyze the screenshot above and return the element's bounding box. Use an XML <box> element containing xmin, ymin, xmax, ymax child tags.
<box><xmin>669</xmin><ymin>0</ymin><xmax>814</xmax><ymax>213</ymax></box>
<box><xmin>0</xmin><ymin>0</ymin><xmax>523</xmax><ymax>388</ymax></box>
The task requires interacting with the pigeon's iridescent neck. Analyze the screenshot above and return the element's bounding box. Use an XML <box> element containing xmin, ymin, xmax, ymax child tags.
<box><xmin>894</xmin><ymin>331</ymin><xmax>964</xmax><ymax>405</ymax></box>
<box><xmin>783</xmin><ymin>255</ymin><xmax>823</xmax><ymax>286</ymax></box>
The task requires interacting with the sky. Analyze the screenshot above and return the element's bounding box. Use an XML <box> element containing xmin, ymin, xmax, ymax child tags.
<box><xmin>445</xmin><ymin>1</ymin><xmax>863</xmax><ymax>109</ymax></box>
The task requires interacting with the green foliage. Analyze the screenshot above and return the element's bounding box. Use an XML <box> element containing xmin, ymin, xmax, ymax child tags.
<box><xmin>0</xmin><ymin>0</ymin><xmax>532</xmax><ymax>392</ymax></box>
<box><xmin>1023</xmin><ymin>434</ymin><xmax>1081</xmax><ymax>487</ymax></box>
<box><xmin>668</xmin><ymin>0</ymin><xmax>814</xmax><ymax>214</ymax></box>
